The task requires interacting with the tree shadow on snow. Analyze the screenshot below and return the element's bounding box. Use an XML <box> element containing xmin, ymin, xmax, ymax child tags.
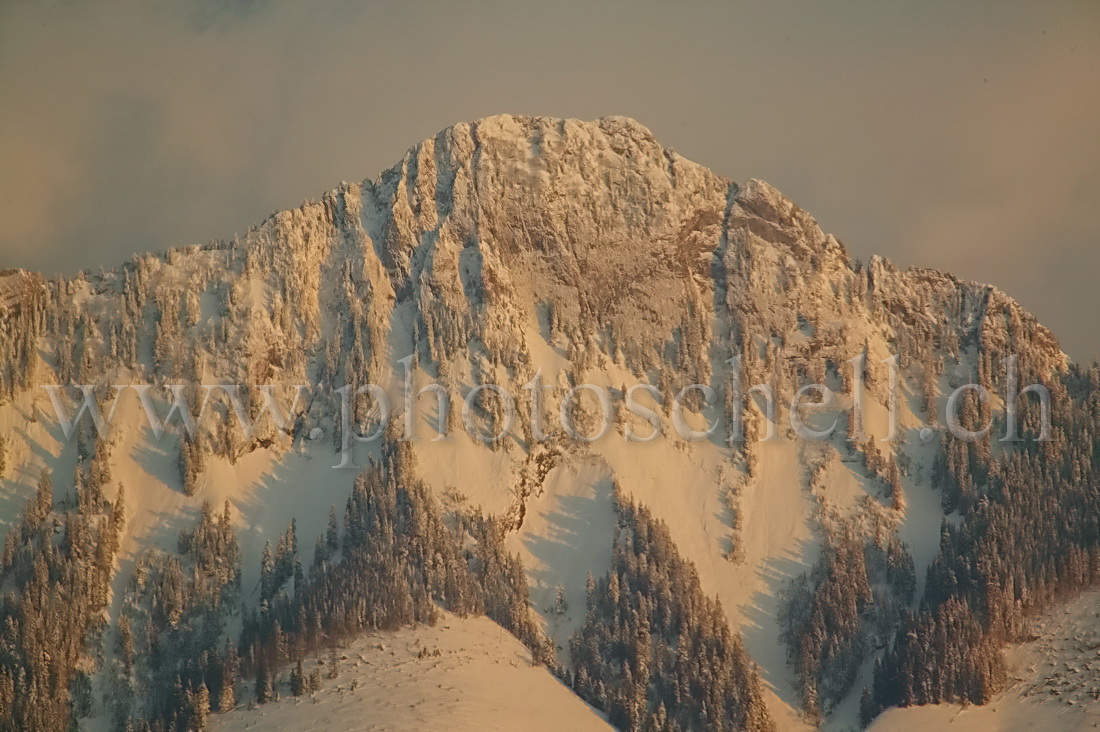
<box><xmin>739</xmin><ymin>537</ymin><xmax>818</xmax><ymax>709</ymax></box>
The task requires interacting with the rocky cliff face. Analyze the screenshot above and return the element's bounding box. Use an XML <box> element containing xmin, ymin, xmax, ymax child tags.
<box><xmin>4</xmin><ymin>114</ymin><xmax>1064</xmax><ymax>401</ymax></box>
<box><xmin>0</xmin><ymin>269</ymin><xmax>43</xmax><ymax>314</ymax></box>
<box><xmin>125</xmin><ymin>113</ymin><xmax>1058</xmax><ymax>407</ymax></box>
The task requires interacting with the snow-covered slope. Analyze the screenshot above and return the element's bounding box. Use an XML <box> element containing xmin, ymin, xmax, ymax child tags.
<box><xmin>212</xmin><ymin>613</ymin><xmax>611</xmax><ymax>732</ymax></box>
<box><xmin>872</xmin><ymin>588</ymin><xmax>1100</xmax><ymax>731</ymax></box>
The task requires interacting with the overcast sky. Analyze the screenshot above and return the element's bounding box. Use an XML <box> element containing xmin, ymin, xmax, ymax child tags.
<box><xmin>1</xmin><ymin>0</ymin><xmax>1098</xmax><ymax>359</ymax></box>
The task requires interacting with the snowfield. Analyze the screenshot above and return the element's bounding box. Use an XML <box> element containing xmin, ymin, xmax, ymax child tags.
<box><xmin>212</xmin><ymin>613</ymin><xmax>611</xmax><ymax>732</ymax></box>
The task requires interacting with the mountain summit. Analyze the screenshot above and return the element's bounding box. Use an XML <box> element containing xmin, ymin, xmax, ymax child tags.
<box><xmin>0</xmin><ymin>116</ymin><xmax>1091</xmax><ymax>732</ymax></box>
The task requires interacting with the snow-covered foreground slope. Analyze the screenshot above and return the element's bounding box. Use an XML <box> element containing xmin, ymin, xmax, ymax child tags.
<box><xmin>873</xmin><ymin>588</ymin><xmax>1100</xmax><ymax>731</ymax></box>
<box><xmin>212</xmin><ymin>613</ymin><xmax>611</xmax><ymax>732</ymax></box>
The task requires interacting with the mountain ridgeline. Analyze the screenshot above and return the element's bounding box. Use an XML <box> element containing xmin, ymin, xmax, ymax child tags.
<box><xmin>0</xmin><ymin>114</ymin><xmax>1097</xmax><ymax>731</ymax></box>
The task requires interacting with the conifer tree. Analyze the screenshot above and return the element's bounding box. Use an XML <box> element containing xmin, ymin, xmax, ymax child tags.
<box><xmin>255</xmin><ymin>662</ymin><xmax>272</xmax><ymax>704</ymax></box>
<box><xmin>192</xmin><ymin>683</ymin><xmax>210</xmax><ymax>732</ymax></box>
<box><xmin>290</xmin><ymin>660</ymin><xmax>306</xmax><ymax>697</ymax></box>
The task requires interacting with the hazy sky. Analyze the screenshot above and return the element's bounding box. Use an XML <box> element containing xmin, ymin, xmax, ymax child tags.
<box><xmin>1</xmin><ymin>1</ymin><xmax>1098</xmax><ymax>359</ymax></box>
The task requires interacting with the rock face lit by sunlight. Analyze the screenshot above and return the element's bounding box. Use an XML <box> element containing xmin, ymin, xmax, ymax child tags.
<box><xmin>0</xmin><ymin>114</ymin><xmax>1096</xmax><ymax>732</ymax></box>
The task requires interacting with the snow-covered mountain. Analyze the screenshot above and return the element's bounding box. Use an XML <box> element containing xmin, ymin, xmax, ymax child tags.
<box><xmin>0</xmin><ymin>115</ymin><xmax>1090</xmax><ymax>732</ymax></box>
